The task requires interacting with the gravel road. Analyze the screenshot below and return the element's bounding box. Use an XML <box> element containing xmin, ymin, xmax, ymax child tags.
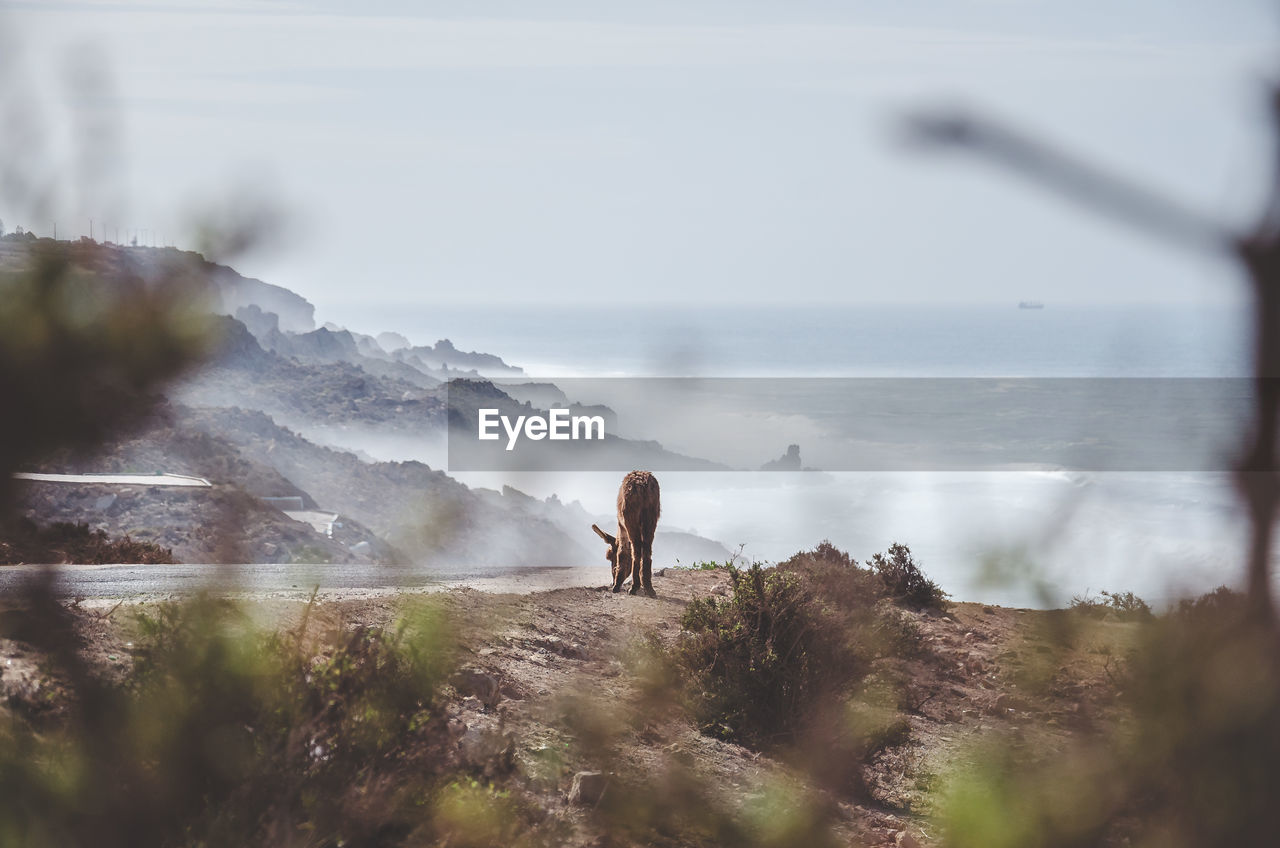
<box><xmin>0</xmin><ymin>562</ymin><xmax>607</xmax><ymax>601</ymax></box>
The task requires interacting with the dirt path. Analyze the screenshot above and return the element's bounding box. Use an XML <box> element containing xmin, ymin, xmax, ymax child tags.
<box><xmin>337</xmin><ymin>570</ymin><xmax>954</xmax><ymax>845</ymax></box>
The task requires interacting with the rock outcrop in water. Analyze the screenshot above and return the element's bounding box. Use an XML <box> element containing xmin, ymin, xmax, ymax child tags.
<box><xmin>761</xmin><ymin>444</ymin><xmax>803</xmax><ymax>471</ymax></box>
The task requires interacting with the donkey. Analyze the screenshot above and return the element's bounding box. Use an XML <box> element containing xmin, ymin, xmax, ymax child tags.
<box><xmin>591</xmin><ymin>470</ymin><xmax>660</xmax><ymax>597</ymax></box>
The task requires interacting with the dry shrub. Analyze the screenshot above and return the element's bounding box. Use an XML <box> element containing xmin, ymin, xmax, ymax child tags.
<box><xmin>1069</xmin><ymin>589</ymin><xmax>1154</xmax><ymax>622</ymax></box>
<box><xmin>0</xmin><ymin>519</ymin><xmax>176</xmax><ymax>564</ymax></box>
<box><xmin>674</xmin><ymin>541</ymin><xmax>938</xmax><ymax>800</ymax></box>
<box><xmin>777</xmin><ymin>539</ymin><xmax>883</xmax><ymax>612</ymax></box>
<box><xmin>677</xmin><ymin>562</ymin><xmax>858</xmax><ymax>748</ymax></box>
<box><xmin>868</xmin><ymin>542</ymin><xmax>949</xmax><ymax>611</ymax></box>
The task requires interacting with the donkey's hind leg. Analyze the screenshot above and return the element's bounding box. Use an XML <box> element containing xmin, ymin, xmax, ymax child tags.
<box><xmin>639</xmin><ymin>539</ymin><xmax>656</xmax><ymax>598</ymax></box>
<box><xmin>627</xmin><ymin>539</ymin><xmax>644</xmax><ymax>595</ymax></box>
<box><xmin>612</xmin><ymin>544</ymin><xmax>631</xmax><ymax>593</ymax></box>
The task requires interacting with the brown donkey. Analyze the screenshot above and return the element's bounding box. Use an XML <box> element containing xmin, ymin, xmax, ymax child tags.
<box><xmin>591</xmin><ymin>470</ymin><xmax>660</xmax><ymax>597</ymax></box>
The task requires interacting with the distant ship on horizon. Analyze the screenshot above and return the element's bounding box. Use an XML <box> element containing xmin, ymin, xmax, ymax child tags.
<box><xmin>1018</xmin><ymin>301</ymin><xmax>1045</xmax><ymax>310</ymax></box>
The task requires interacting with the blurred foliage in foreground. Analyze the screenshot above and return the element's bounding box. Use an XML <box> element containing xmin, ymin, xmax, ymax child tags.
<box><xmin>0</xmin><ymin>591</ymin><xmax>554</xmax><ymax>847</ymax></box>
<box><xmin>945</xmin><ymin>585</ymin><xmax>1280</xmax><ymax>848</ymax></box>
<box><xmin>0</xmin><ymin>234</ymin><xmax>214</xmax><ymax>512</ymax></box>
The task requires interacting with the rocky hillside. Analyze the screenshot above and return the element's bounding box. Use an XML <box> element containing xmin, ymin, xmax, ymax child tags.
<box><xmin>0</xmin><ymin>234</ymin><xmax>315</xmax><ymax>332</ymax></box>
<box><xmin>16</xmin><ymin>480</ymin><xmax>377</xmax><ymax>565</ymax></box>
<box><xmin>2</xmin><ymin>238</ymin><xmax>733</xmax><ymax>566</ymax></box>
<box><xmin>184</xmin><ymin>317</ymin><xmax>726</xmax><ymax>472</ymax></box>
<box><xmin>177</xmin><ymin>317</ymin><xmax>448</xmax><ymax>432</ymax></box>
<box><xmin>182</xmin><ymin>405</ymin><xmax>594</xmax><ymax>566</ymax></box>
<box><xmin>24</xmin><ymin>405</ymin><xmax>395</xmax><ymax>564</ymax></box>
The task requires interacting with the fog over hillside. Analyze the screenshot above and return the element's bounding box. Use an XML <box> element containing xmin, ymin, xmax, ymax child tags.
<box><xmin>2</xmin><ymin>235</ymin><xmax>732</xmax><ymax>569</ymax></box>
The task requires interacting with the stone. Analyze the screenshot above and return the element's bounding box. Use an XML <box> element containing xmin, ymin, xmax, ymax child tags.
<box><xmin>459</xmin><ymin>724</ymin><xmax>516</xmax><ymax>772</ymax></box>
<box><xmin>567</xmin><ymin>771</ymin><xmax>608</xmax><ymax>806</ymax></box>
<box><xmin>895</xmin><ymin>830</ymin><xmax>922</xmax><ymax>848</ymax></box>
<box><xmin>452</xmin><ymin>667</ymin><xmax>502</xmax><ymax>709</ymax></box>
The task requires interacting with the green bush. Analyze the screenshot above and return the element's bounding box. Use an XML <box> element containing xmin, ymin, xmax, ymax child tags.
<box><xmin>672</xmin><ymin>560</ymin><xmax>728</xmax><ymax>571</ymax></box>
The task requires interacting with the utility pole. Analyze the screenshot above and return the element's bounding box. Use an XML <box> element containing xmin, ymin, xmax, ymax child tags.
<box><xmin>90</xmin><ymin>218</ymin><xmax>94</xmax><ymax>241</ymax></box>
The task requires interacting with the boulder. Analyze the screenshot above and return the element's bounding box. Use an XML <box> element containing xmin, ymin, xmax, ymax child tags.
<box><xmin>452</xmin><ymin>667</ymin><xmax>502</xmax><ymax>709</ymax></box>
<box><xmin>567</xmin><ymin>771</ymin><xmax>608</xmax><ymax>806</ymax></box>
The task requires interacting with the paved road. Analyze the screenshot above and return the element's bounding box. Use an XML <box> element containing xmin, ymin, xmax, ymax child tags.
<box><xmin>14</xmin><ymin>472</ymin><xmax>211</xmax><ymax>486</ymax></box>
<box><xmin>0</xmin><ymin>563</ymin><xmax>606</xmax><ymax>601</ymax></box>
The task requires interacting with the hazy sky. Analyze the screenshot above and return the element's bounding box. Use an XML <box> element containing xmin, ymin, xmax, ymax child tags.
<box><xmin>2</xmin><ymin>0</ymin><xmax>1278</xmax><ymax>308</ymax></box>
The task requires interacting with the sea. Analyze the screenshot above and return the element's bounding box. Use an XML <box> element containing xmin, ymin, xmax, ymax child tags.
<box><xmin>316</xmin><ymin>301</ymin><xmax>1257</xmax><ymax>609</ymax></box>
<box><xmin>325</xmin><ymin>302</ymin><xmax>1247</xmax><ymax>380</ymax></box>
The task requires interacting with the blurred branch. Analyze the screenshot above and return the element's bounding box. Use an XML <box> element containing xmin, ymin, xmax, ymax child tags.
<box><xmin>906</xmin><ymin>103</ymin><xmax>1278</xmax><ymax>625</ymax></box>
<box><xmin>904</xmin><ymin>110</ymin><xmax>1232</xmax><ymax>255</ymax></box>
